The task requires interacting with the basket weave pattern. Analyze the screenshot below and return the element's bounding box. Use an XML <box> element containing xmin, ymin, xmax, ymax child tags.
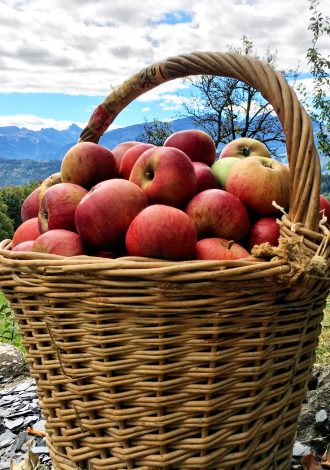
<box><xmin>0</xmin><ymin>52</ymin><xmax>329</xmax><ymax>469</ymax></box>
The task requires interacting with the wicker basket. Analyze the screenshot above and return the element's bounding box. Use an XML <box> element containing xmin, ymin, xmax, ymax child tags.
<box><xmin>0</xmin><ymin>51</ymin><xmax>329</xmax><ymax>470</ymax></box>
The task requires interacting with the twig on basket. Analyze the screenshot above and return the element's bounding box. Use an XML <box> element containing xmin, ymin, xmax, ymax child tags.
<box><xmin>26</xmin><ymin>426</ymin><xmax>46</xmax><ymax>437</ymax></box>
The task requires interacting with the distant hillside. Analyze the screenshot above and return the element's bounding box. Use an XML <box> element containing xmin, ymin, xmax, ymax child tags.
<box><xmin>0</xmin><ymin>158</ymin><xmax>60</xmax><ymax>187</ymax></box>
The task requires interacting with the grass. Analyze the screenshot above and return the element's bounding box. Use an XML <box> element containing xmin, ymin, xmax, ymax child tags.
<box><xmin>0</xmin><ymin>289</ymin><xmax>329</xmax><ymax>365</ymax></box>
<box><xmin>0</xmin><ymin>289</ymin><xmax>25</xmax><ymax>352</ymax></box>
<box><xmin>315</xmin><ymin>301</ymin><xmax>330</xmax><ymax>365</ymax></box>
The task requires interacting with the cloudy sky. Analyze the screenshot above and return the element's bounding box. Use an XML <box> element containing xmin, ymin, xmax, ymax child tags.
<box><xmin>0</xmin><ymin>0</ymin><xmax>329</xmax><ymax>131</ymax></box>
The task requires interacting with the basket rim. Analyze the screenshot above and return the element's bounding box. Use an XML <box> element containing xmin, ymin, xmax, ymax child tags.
<box><xmin>1</xmin><ymin>232</ymin><xmax>329</xmax><ymax>287</ymax></box>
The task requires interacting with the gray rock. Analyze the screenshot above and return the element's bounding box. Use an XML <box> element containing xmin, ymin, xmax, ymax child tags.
<box><xmin>11</xmin><ymin>431</ymin><xmax>29</xmax><ymax>452</ymax></box>
<box><xmin>296</xmin><ymin>365</ymin><xmax>330</xmax><ymax>458</ymax></box>
<box><xmin>0</xmin><ymin>343</ymin><xmax>29</xmax><ymax>381</ymax></box>
<box><xmin>292</xmin><ymin>441</ymin><xmax>310</xmax><ymax>456</ymax></box>
<box><xmin>3</xmin><ymin>417</ymin><xmax>25</xmax><ymax>430</ymax></box>
<box><xmin>0</xmin><ymin>429</ymin><xmax>16</xmax><ymax>448</ymax></box>
<box><xmin>315</xmin><ymin>409</ymin><xmax>328</xmax><ymax>423</ymax></box>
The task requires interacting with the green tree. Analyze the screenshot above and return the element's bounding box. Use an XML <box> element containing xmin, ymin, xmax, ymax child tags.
<box><xmin>137</xmin><ymin>118</ymin><xmax>174</xmax><ymax>146</ymax></box>
<box><xmin>302</xmin><ymin>0</ymin><xmax>330</xmax><ymax>159</ymax></box>
<box><xmin>0</xmin><ymin>197</ymin><xmax>14</xmax><ymax>240</ymax></box>
<box><xmin>321</xmin><ymin>173</ymin><xmax>330</xmax><ymax>195</ymax></box>
<box><xmin>0</xmin><ymin>182</ymin><xmax>39</xmax><ymax>231</ymax></box>
<box><xmin>179</xmin><ymin>36</ymin><xmax>298</xmax><ymax>158</ymax></box>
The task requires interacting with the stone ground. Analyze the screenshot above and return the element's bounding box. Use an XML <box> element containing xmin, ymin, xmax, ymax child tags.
<box><xmin>1</xmin><ymin>343</ymin><xmax>330</xmax><ymax>469</ymax></box>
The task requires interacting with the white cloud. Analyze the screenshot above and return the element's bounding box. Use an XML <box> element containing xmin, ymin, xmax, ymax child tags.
<box><xmin>0</xmin><ymin>0</ymin><xmax>328</xmax><ymax>96</ymax></box>
<box><xmin>141</xmin><ymin>107</ymin><xmax>151</xmax><ymax>112</ymax></box>
<box><xmin>0</xmin><ymin>115</ymin><xmax>83</xmax><ymax>131</ymax></box>
<box><xmin>0</xmin><ymin>114</ymin><xmax>121</xmax><ymax>131</ymax></box>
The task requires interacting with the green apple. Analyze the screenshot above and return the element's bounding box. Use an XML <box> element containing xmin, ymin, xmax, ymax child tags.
<box><xmin>211</xmin><ymin>157</ymin><xmax>241</xmax><ymax>189</ymax></box>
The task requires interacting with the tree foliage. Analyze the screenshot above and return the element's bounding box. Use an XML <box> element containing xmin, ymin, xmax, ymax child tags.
<box><xmin>178</xmin><ymin>36</ymin><xmax>298</xmax><ymax>158</ymax></box>
<box><xmin>137</xmin><ymin>118</ymin><xmax>174</xmax><ymax>146</ymax></box>
<box><xmin>299</xmin><ymin>0</ymin><xmax>330</xmax><ymax>159</ymax></box>
<box><xmin>0</xmin><ymin>182</ymin><xmax>39</xmax><ymax>231</ymax></box>
<box><xmin>321</xmin><ymin>172</ymin><xmax>330</xmax><ymax>198</ymax></box>
<box><xmin>0</xmin><ymin>158</ymin><xmax>60</xmax><ymax>187</ymax></box>
<box><xmin>0</xmin><ymin>197</ymin><xmax>14</xmax><ymax>241</ymax></box>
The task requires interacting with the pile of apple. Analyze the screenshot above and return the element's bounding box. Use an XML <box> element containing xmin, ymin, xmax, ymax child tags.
<box><xmin>11</xmin><ymin>130</ymin><xmax>330</xmax><ymax>261</ymax></box>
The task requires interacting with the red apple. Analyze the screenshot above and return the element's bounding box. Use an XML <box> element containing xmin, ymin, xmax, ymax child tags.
<box><xmin>249</xmin><ymin>217</ymin><xmax>280</xmax><ymax>249</ymax></box>
<box><xmin>111</xmin><ymin>141</ymin><xmax>140</xmax><ymax>168</ymax></box>
<box><xmin>185</xmin><ymin>189</ymin><xmax>250</xmax><ymax>241</ymax></box>
<box><xmin>38</xmin><ymin>172</ymin><xmax>62</xmax><ymax>200</ymax></box>
<box><xmin>193</xmin><ymin>162</ymin><xmax>219</xmax><ymax>193</ymax></box>
<box><xmin>75</xmin><ymin>178</ymin><xmax>149</xmax><ymax>250</ymax></box>
<box><xmin>129</xmin><ymin>146</ymin><xmax>197</xmax><ymax>208</ymax></box>
<box><xmin>211</xmin><ymin>157</ymin><xmax>241</xmax><ymax>189</ymax></box>
<box><xmin>21</xmin><ymin>173</ymin><xmax>63</xmax><ymax>223</ymax></box>
<box><xmin>219</xmin><ymin>137</ymin><xmax>271</xmax><ymax>159</ymax></box>
<box><xmin>164</xmin><ymin>129</ymin><xmax>217</xmax><ymax>166</ymax></box>
<box><xmin>319</xmin><ymin>195</ymin><xmax>330</xmax><ymax>223</ymax></box>
<box><xmin>61</xmin><ymin>142</ymin><xmax>118</xmax><ymax>189</ymax></box>
<box><xmin>32</xmin><ymin>229</ymin><xmax>85</xmax><ymax>256</ymax></box>
<box><xmin>88</xmin><ymin>249</ymin><xmax>114</xmax><ymax>259</ymax></box>
<box><xmin>119</xmin><ymin>143</ymin><xmax>155</xmax><ymax>179</ymax></box>
<box><xmin>126</xmin><ymin>204</ymin><xmax>196</xmax><ymax>260</ymax></box>
<box><xmin>226</xmin><ymin>156</ymin><xmax>290</xmax><ymax>216</ymax></box>
<box><xmin>196</xmin><ymin>238</ymin><xmax>250</xmax><ymax>260</ymax></box>
<box><xmin>38</xmin><ymin>183</ymin><xmax>88</xmax><ymax>233</ymax></box>
<box><xmin>12</xmin><ymin>240</ymin><xmax>35</xmax><ymax>252</ymax></box>
<box><xmin>12</xmin><ymin>217</ymin><xmax>41</xmax><ymax>248</ymax></box>
<box><xmin>21</xmin><ymin>187</ymin><xmax>42</xmax><ymax>222</ymax></box>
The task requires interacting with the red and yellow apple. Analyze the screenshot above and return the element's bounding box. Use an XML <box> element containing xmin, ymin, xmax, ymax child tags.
<box><xmin>126</xmin><ymin>204</ymin><xmax>197</xmax><ymax>260</ymax></box>
<box><xmin>61</xmin><ymin>142</ymin><xmax>118</xmax><ymax>189</ymax></box>
<box><xmin>184</xmin><ymin>189</ymin><xmax>250</xmax><ymax>241</ymax></box>
<box><xmin>21</xmin><ymin>187</ymin><xmax>42</xmax><ymax>222</ymax></box>
<box><xmin>193</xmin><ymin>162</ymin><xmax>219</xmax><ymax>193</ymax></box>
<box><xmin>38</xmin><ymin>182</ymin><xmax>88</xmax><ymax>233</ymax></box>
<box><xmin>111</xmin><ymin>141</ymin><xmax>140</xmax><ymax>168</ymax></box>
<box><xmin>119</xmin><ymin>143</ymin><xmax>155</xmax><ymax>179</ymax></box>
<box><xmin>211</xmin><ymin>157</ymin><xmax>241</xmax><ymax>189</ymax></box>
<box><xmin>164</xmin><ymin>129</ymin><xmax>217</xmax><ymax>166</ymax></box>
<box><xmin>219</xmin><ymin>137</ymin><xmax>271</xmax><ymax>159</ymax></box>
<box><xmin>38</xmin><ymin>172</ymin><xmax>62</xmax><ymax>200</ymax></box>
<box><xmin>196</xmin><ymin>237</ymin><xmax>250</xmax><ymax>260</ymax></box>
<box><xmin>12</xmin><ymin>217</ymin><xmax>41</xmax><ymax>248</ymax></box>
<box><xmin>249</xmin><ymin>217</ymin><xmax>280</xmax><ymax>249</ymax></box>
<box><xmin>75</xmin><ymin>178</ymin><xmax>149</xmax><ymax>250</ymax></box>
<box><xmin>319</xmin><ymin>195</ymin><xmax>330</xmax><ymax>223</ymax></box>
<box><xmin>226</xmin><ymin>156</ymin><xmax>290</xmax><ymax>215</ymax></box>
<box><xmin>32</xmin><ymin>229</ymin><xmax>85</xmax><ymax>256</ymax></box>
<box><xmin>21</xmin><ymin>173</ymin><xmax>63</xmax><ymax>223</ymax></box>
<box><xmin>12</xmin><ymin>240</ymin><xmax>35</xmax><ymax>252</ymax></box>
<box><xmin>129</xmin><ymin>146</ymin><xmax>197</xmax><ymax>208</ymax></box>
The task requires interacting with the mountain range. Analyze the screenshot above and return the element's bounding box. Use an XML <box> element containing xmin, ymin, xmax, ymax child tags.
<box><xmin>0</xmin><ymin>118</ymin><xmax>198</xmax><ymax>163</ymax></box>
<box><xmin>0</xmin><ymin>118</ymin><xmax>327</xmax><ymax>187</ymax></box>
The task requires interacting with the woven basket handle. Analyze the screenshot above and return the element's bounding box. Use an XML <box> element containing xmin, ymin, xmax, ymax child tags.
<box><xmin>79</xmin><ymin>51</ymin><xmax>321</xmax><ymax>232</ymax></box>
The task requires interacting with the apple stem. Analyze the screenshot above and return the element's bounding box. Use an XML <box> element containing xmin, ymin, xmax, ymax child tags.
<box><xmin>242</xmin><ymin>147</ymin><xmax>249</xmax><ymax>157</ymax></box>
<box><xmin>144</xmin><ymin>165</ymin><xmax>154</xmax><ymax>180</ymax></box>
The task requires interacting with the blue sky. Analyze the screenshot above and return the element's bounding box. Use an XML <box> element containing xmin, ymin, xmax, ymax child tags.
<box><xmin>0</xmin><ymin>0</ymin><xmax>328</xmax><ymax>131</ymax></box>
<box><xmin>0</xmin><ymin>82</ymin><xmax>193</xmax><ymax>130</ymax></box>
